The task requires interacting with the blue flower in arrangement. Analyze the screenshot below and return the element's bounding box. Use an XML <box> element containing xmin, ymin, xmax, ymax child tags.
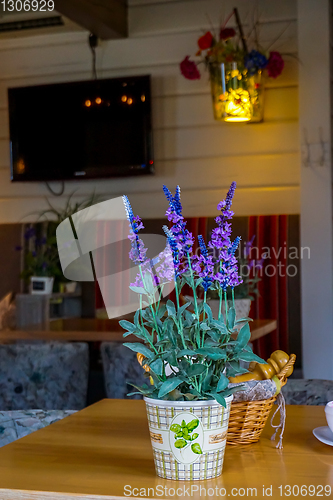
<box><xmin>195</xmin><ymin>235</ymin><xmax>214</xmax><ymax>292</ymax></box>
<box><xmin>121</xmin><ymin>182</ymin><xmax>265</xmax><ymax>405</ymax></box>
<box><xmin>163</xmin><ymin>185</ymin><xmax>194</xmax><ymax>258</ymax></box>
<box><xmin>162</xmin><ymin>225</ymin><xmax>180</xmax><ymax>278</ymax></box>
<box><xmin>244</xmin><ymin>49</ymin><xmax>268</xmax><ymax>75</ymax></box>
<box><xmin>122</xmin><ymin>195</ymin><xmax>147</xmax><ymax>265</ymax></box>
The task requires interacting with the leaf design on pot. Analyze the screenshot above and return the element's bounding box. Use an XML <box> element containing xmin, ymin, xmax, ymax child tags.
<box><xmin>191</xmin><ymin>443</ymin><xmax>203</xmax><ymax>454</ymax></box>
<box><xmin>187</xmin><ymin>419</ymin><xmax>199</xmax><ymax>431</ymax></box>
<box><xmin>175</xmin><ymin>439</ymin><xmax>187</xmax><ymax>449</ymax></box>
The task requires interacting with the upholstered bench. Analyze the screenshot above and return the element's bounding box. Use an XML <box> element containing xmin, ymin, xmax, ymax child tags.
<box><xmin>101</xmin><ymin>342</ymin><xmax>146</xmax><ymax>399</ymax></box>
<box><xmin>0</xmin><ymin>409</ymin><xmax>76</xmax><ymax>447</ymax></box>
<box><xmin>282</xmin><ymin>379</ymin><xmax>333</xmax><ymax>405</ymax></box>
<box><xmin>0</xmin><ymin>342</ymin><xmax>89</xmax><ymax>410</ymax></box>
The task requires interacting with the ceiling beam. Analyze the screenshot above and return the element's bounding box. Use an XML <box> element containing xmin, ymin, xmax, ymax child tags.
<box><xmin>55</xmin><ymin>0</ymin><xmax>127</xmax><ymax>40</ymax></box>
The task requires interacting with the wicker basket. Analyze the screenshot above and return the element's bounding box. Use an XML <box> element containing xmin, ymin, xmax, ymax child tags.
<box><xmin>227</xmin><ymin>354</ymin><xmax>296</xmax><ymax>445</ymax></box>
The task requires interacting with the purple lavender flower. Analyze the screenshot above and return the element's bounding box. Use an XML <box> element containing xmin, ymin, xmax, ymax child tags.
<box><xmin>209</xmin><ymin>182</ymin><xmax>237</xmax><ymax>252</ymax></box>
<box><xmin>163</xmin><ymin>225</ymin><xmax>180</xmax><ymax>278</ymax></box>
<box><xmin>215</xmin><ymin>237</ymin><xmax>242</xmax><ymax>290</ymax></box>
<box><xmin>123</xmin><ymin>195</ymin><xmax>147</xmax><ymax>265</ymax></box>
<box><xmin>196</xmin><ymin>235</ymin><xmax>214</xmax><ymax>291</ymax></box>
<box><xmin>130</xmin><ymin>245</ymin><xmax>175</xmax><ymax>289</ymax></box>
<box><xmin>163</xmin><ymin>185</ymin><xmax>194</xmax><ymax>258</ymax></box>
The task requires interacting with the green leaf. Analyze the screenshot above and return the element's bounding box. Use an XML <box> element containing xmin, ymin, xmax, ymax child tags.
<box><xmin>187</xmin><ymin>419</ymin><xmax>199</xmax><ymax>432</ymax></box>
<box><xmin>129</xmin><ymin>286</ymin><xmax>147</xmax><ymax>294</ymax></box>
<box><xmin>127</xmin><ymin>383</ymin><xmax>154</xmax><ymax>396</ymax></box>
<box><xmin>237</xmin><ymin>323</ymin><xmax>251</xmax><ymax>349</ymax></box>
<box><xmin>166</xmin><ymin>300</ymin><xmax>176</xmax><ymax>317</ymax></box>
<box><xmin>211</xmin><ymin>319</ymin><xmax>227</xmax><ymax>334</ymax></box>
<box><xmin>227</xmin><ymin>360</ymin><xmax>249</xmax><ymax>376</ymax></box>
<box><xmin>175</xmin><ymin>439</ymin><xmax>187</xmax><ymax>449</ymax></box>
<box><xmin>217</xmin><ymin>373</ymin><xmax>229</xmax><ymax>392</ymax></box>
<box><xmin>184</xmin><ymin>310</ymin><xmax>195</xmax><ymax>326</ymax></box>
<box><xmin>177</xmin><ymin>302</ymin><xmax>191</xmax><ymax>318</ymax></box>
<box><xmin>149</xmin><ymin>358</ymin><xmax>164</xmax><ymax>377</ymax></box>
<box><xmin>235</xmin><ymin>317</ymin><xmax>253</xmax><ymax>324</ymax></box>
<box><xmin>206</xmin><ymin>330</ymin><xmax>221</xmax><ymax>343</ymax></box>
<box><xmin>143</xmin><ymin>271</ymin><xmax>155</xmax><ymax>295</ymax></box>
<box><xmin>177</xmin><ymin>349</ymin><xmax>196</xmax><ymax>358</ymax></box>
<box><xmin>228</xmin><ymin>307</ymin><xmax>236</xmax><ymax>329</ymax></box>
<box><xmin>195</xmin><ymin>277</ymin><xmax>203</xmax><ymax>288</ymax></box>
<box><xmin>208</xmin><ymin>392</ymin><xmax>227</xmax><ymax>408</ymax></box>
<box><xmin>181</xmin><ymin>420</ymin><xmax>186</xmax><ymax>428</ymax></box>
<box><xmin>158</xmin><ymin>377</ymin><xmax>182</xmax><ymax>398</ymax></box>
<box><xmin>186</xmin><ymin>363</ymin><xmax>206</xmax><ymax>377</ymax></box>
<box><xmin>238</xmin><ymin>351</ymin><xmax>266</xmax><ymax>363</ymax></box>
<box><xmin>134</xmin><ymin>309</ymin><xmax>140</xmax><ymax>327</ymax></box>
<box><xmin>170</xmin><ymin>424</ymin><xmax>181</xmax><ymax>433</ymax></box>
<box><xmin>157</xmin><ymin>304</ymin><xmax>167</xmax><ymax>319</ymax></box>
<box><xmin>191</xmin><ymin>443</ymin><xmax>203</xmax><ymax>454</ymax></box>
<box><xmin>222</xmin><ymin>385</ymin><xmax>246</xmax><ymax>397</ymax></box>
<box><xmin>196</xmin><ymin>347</ymin><xmax>226</xmax><ymax>361</ymax></box>
<box><xmin>182</xmin><ymin>427</ymin><xmax>189</xmax><ymax>439</ymax></box>
<box><xmin>165</xmin><ymin>351</ymin><xmax>178</xmax><ymax>368</ymax></box>
<box><xmin>119</xmin><ymin>320</ymin><xmax>137</xmax><ymax>333</ymax></box>
<box><xmin>200</xmin><ymin>322</ymin><xmax>210</xmax><ymax>331</ymax></box>
<box><xmin>203</xmin><ymin>303</ymin><xmax>213</xmax><ymax>323</ymax></box>
<box><xmin>191</xmin><ymin>433</ymin><xmax>199</xmax><ymax>440</ymax></box>
<box><xmin>123</xmin><ymin>343</ymin><xmax>154</xmax><ymax>359</ymax></box>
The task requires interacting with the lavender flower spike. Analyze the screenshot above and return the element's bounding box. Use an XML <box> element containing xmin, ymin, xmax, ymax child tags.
<box><xmin>197</xmin><ymin>235</ymin><xmax>214</xmax><ymax>291</ymax></box>
<box><xmin>122</xmin><ymin>195</ymin><xmax>147</xmax><ymax>265</ymax></box>
<box><xmin>225</xmin><ymin>181</ymin><xmax>236</xmax><ymax>210</ymax></box>
<box><xmin>163</xmin><ymin>225</ymin><xmax>179</xmax><ymax>278</ymax></box>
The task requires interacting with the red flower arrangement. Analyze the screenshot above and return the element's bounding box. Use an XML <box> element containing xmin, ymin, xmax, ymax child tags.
<box><xmin>266</xmin><ymin>51</ymin><xmax>285</xmax><ymax>79</ymax></box>
<box><xmin>179</xmin><ymin>10</ymin><xmax>285</xmax><ymax>81</ymax></box>
<box><xmin>180</xmin><ymin>56</ymin><xmax>201</xmax><ymax>80</ymax></box>
<box><xmin>198</xmin><ymin>31</ymin><xmax>213</xmax><ymax>51</ymax></box>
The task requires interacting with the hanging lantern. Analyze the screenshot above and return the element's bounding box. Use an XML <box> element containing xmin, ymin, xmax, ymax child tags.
<box><xmin>209</xmin><ymin>62</ymin><xmax>264</xmax><ymax>123</ymax></box>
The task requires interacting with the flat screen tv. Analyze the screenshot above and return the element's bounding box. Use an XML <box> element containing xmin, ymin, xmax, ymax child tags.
<box><xmin>8</xmin><ymin>75</ymin><xmax>154</xmax><ymax>182</ymax></box>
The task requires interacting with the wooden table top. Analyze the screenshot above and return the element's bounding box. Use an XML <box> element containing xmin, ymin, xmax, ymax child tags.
<box><xmin>0</xmin><ymin>318</ymin><xmax>277</xmax><ymax>342</ymax></box>
<box><xmin>0</xmin><ymin>399</ymin><xmax>330</xmax><ymax>500</ymax></box>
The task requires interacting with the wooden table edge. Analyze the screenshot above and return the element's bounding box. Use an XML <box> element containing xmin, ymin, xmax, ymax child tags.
<box><xmin>0</xmin><ymin>488</ymin><xmax>129</xmax><ymax>500</ymax></box>
<box><xmin>0</xmin><ymin>320</ymin><xmax>277</xmax><ymax>342</ymax></box>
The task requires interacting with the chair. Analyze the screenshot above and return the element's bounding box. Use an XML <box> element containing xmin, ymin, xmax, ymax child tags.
<box><xmin>0</xmin><ymin>409</ymin><xmax>76</xmax><ymax>447</ymax></box>
<box><xmin>281</xmin><ymin>379</ymin><xmax>333</xmax><ymax>405</ymax></box>
<box><xmin>0</xmin><ymin>342</ymin><xmax>89</xmax><ymax>411</ymax></box>
<box><xmin>101</xmin><ymin>342</ymin><xmax>146</xmax><ymax>399</ymax></box>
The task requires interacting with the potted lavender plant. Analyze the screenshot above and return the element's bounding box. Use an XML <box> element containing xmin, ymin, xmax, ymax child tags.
<box><xmin>121</xmin><ymin>182</ymin><xmax>264</xmax><ymax>481</ymax></box>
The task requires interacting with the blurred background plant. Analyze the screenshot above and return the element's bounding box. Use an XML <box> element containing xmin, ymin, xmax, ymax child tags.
<box><xmin>17</xmin><ymin>192</ymin><xmax>102</xmax><ymax>291</ymax></box>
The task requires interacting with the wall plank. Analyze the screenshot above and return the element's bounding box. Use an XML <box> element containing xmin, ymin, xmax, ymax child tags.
<box><xmin>129</xmin><ymin>0</ymin><xmax>297</xmax><ymax>23</ymax></box>
<box><xmin>0</xmin><ymin>30</ymin><xmax>297</xmax><ymax>81</ymax></box>
<box><xmin>0</xmin><ymin>152</ymin><xmax>299</xmax><ymax>198</ymax></box>
<box><xmin>0</xmin><ymin>0</ymin><xmax>299</xmax><ymax>222</ymax></box>
<box><xmin>0</xmin><ymin>186</ymin><xmax>300</xmax><ymax>223</ymax></box>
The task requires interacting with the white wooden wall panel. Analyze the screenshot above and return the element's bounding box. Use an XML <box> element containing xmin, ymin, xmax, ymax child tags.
<box><xmin>0</xmin><ymin>0</ymin><xmax>299</xmax><ymax>222</ymax></box>
<box><xmin>0</xmin><ymin>152</ymin><xmax>299</xmax><ymax>196</ymax></box>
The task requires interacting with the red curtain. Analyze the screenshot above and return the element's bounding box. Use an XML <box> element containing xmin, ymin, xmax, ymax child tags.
<box><xmin>248</xmin><ymin>215</ymin><xmax>289</xmax><ymax>359</ymax></box>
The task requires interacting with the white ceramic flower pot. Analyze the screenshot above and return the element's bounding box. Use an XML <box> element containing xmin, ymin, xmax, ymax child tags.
<box><xmin>208</xmin><ymin>298</ymin><xmax>251</xmax><ymax>320</ymax></box>
<box><xmin>30</xmin><ymin>276</ymin><xmax>54</xmax><ymax>295</ymax></box>
<box><xmin>144</xmin><ymin>395</ymin><xmax>233</xmax><ymax>480</ymax></box>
